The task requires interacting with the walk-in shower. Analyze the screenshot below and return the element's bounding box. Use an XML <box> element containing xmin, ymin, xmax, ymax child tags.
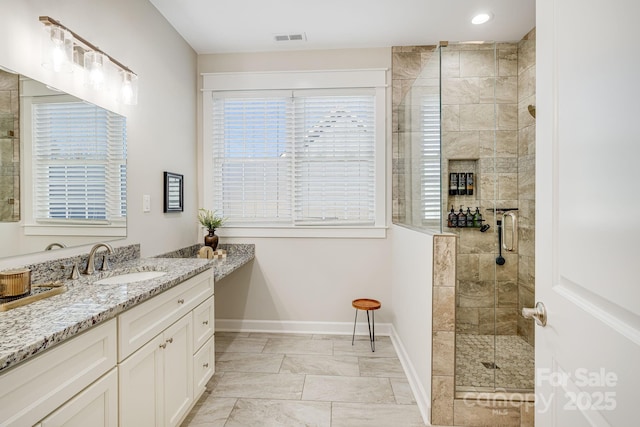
<box><xmin>393</xmin><ymin>32</ymin><xmax>537</xmax><ymax>408</ymax></box>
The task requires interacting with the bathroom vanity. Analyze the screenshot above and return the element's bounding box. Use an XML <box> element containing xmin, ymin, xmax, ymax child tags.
<box><xmin>0</xmin><ymin>244</ymin><xmax>254</xmax><ymax>426</ymax></box>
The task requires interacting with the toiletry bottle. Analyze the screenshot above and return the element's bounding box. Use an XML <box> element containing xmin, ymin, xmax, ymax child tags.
<box><xmin>449</xmin><ymin>173</ymin><xmax>458</xmax><ymax>196</ymax></box>
<box><xmin>448</xmin><ymin>206</ymin><xmax>457</xmax><ymax>228</ymax></box>
<box><xmin>473</xmin><ymin>207</ymin><xmax>483</xmax><ymax>227</ymax></box>
<box><xmin>457</xmin><ymin>173</ymin><xmax>467</xmax><ymax>196</ymax></box>
<box><xmin>466</xmin><ymin>207</ymin><xmax>474</xmax><ymax>227</ymax></box>
<box><xmin>466</xmin><ymin>172</ymin><xmax>474</xmax><ymax>195</ymax></box>
<box><xmin>457</xmin><ymin>206</ymin><xmax>466</xmax><ymax>227</ymax></box>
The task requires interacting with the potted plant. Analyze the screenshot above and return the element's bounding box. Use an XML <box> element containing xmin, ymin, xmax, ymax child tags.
<box><xmin>198</xmin><ymin>208</ymin><xmax>226</xmax><ymax>250</ymax></box>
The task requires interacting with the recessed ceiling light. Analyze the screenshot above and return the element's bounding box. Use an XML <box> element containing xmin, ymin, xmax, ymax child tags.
<box><xmin>471</xmin><ymin>13</ymin><xmax>493</xmax><ymax>25</ymax></box>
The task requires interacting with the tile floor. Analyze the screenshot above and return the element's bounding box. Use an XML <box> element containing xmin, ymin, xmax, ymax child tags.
<box><xmin>455</xmin><ymin>334</ymin><xmax>535</xmax><ymax>393</ymax></box>
<box><xmin>181</xmin><ymin>332</ymin><xmax>427</xmax><ymax>427</ymax></box>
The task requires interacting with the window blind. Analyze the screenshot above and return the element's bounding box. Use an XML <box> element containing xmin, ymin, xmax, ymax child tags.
<box><xmin>421</xmin><ymin>94</ymin><xmax>441</xmax><ymax>224</ymax></box>
<box><xmin>294</xmin><ymin>95</ymin><xmax>375</xmax><ymax>225</ymax></box>
<box><xmin>211</xmin><ymin>90</ymin><xmax>376</xmax><ymax>226</ymax></box>
<box><xmin>32</xmin><ymin>101</ymin><xmax>127</xmax><ymax>222</ymax></box>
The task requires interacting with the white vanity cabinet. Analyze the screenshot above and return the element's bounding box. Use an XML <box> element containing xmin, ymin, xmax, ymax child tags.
<box><xmin>0</xmin><ymin>319</ymin><xmax>118</xmax><ymax>426</ymax></box>
<box><xmin>118</xmin><ymin>269</ymin><xmax>214</xmax><ymax>427</ymax></box>
<box><xmin>0</xmin><ymin>267</ymin><xmax>214</xmax><ymax>427</ymax></box>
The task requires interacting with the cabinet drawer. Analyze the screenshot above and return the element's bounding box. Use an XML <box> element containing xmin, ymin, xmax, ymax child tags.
<box><xmin>118</xmin><ymin>269</ymin><xmax>213</xmax><ymax>361</ymax></box>
<box><xmin>192</xmin><ymin>296</ymin><xmax>214</xmax><ymax>351</ymax></box>
<box><xmin>0</xmin><ymin>319</ymin><xmax>117</xmax><ymax>427</ymax></box>
<box><xmin>193</xmin><ymin>336</ymin><xmax>215</xmax><ymax>398</ymax></box>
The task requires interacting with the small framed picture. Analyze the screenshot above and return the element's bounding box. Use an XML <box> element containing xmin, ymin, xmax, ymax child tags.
<box><xmin>164</xmin><ymin>172</ymin><xmax>184</xmax><ymax>213</ymax></box>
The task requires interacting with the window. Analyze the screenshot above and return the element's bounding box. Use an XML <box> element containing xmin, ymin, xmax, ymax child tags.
<box><xmin>32</xmin><ymin>101</ymin><xmax>127</xmax><ymax>224</ymax></box>
<box><xmin>421</xmin><ymin>94</ymin><xmax>441</xmax><ymax>227</ymax></box>
<box><xmin>203</xmin><ymin>70</ymin><xmax>386</xmax><ymax>237</ymax></box>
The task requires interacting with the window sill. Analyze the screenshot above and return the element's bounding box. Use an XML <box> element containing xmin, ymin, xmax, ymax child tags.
<box><xmin>215</xmin><ymin>226</ymin><xmax>387</xmax><ymax>239</ymax></box>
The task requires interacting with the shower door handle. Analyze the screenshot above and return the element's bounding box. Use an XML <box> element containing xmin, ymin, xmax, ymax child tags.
<box><xmin>522</xmin><ymin>302</ymin><xmax>547</xmax><ymax>327</ymax></box>
<box><xmin>502</xmin><ymin>212</ymin><xmax>518</xmax><ymax>252</ymax></box>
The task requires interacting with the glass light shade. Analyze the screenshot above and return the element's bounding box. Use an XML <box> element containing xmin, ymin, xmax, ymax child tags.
<box><xmin>120</xmin><ymin>71</ymin><xmax>138</xmax><ymax>105</ymax></box>
<box><xmin>83</xmin><ymin>51</ymin><xmax>110</xmax><ymax>90</ymax></box>
<box><xmin>41</xmin><ymin>25</ymin><xmax>73</xmax><ymax>72</ymax></box>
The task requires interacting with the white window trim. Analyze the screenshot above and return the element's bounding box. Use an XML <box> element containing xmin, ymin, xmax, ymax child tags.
<box><xmin>201</xmin><ymin>69</ymin><xmax>388</xmax><ymax>239</ymax></box>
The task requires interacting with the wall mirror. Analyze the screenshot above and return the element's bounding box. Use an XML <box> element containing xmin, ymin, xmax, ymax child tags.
<box><xmin>0</xmin><ymin>68</ymin><xmax>127</xmax><ymax>259</ymax></box>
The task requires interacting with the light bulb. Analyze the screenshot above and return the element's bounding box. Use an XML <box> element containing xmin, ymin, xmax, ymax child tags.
<box><xmin>84</xmin><ymin>51</ymin><xmax>109</xmax><ymax>90</ymax></box>
<box><xmin>120</xmin><ymin>71</ymin><xmax>138</xmax><ymax>105</ymax></box>
<box><xmin>41</xmin><ymin>25</ymin><xmax>73</xmax><ymax>72</ymax></box>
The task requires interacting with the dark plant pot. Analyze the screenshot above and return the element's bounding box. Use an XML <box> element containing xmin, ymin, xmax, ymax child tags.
<box><xmin>204</xmin><ymin>229</ymin><xmax>218</xmax><ymax>251</ymax></box>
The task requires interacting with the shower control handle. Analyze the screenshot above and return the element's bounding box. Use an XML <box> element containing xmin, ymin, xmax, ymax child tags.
<box><xmin>522</xmin><ymin>302</ymin><xmax>547</xmax><ymax>327</ymax></box>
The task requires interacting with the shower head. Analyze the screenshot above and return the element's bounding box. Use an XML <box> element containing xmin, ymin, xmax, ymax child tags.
<box><xmin>527</xmin><ymin>104</ymin><xmax>536</xmax><ymax>118</ymax></box>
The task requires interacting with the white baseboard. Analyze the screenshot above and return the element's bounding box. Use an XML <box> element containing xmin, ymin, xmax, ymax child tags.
<box><xmin>215</xmin><ymin>319</ymin><xmax>431</xmax><ymax>426</ymax></box>
<box><xmin>215</xmin><ymin>318</ymin><xmax>391</xmax><ymax>336</ymax></box>
<box><xmin>389</xmin><ymin>324</ymin><xmax>431</xmax><ymax>426</ymax></box>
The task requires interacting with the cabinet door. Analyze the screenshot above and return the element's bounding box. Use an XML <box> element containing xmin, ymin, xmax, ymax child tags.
<box><xmin>119</xmin><ymin>335</ymin><xmax>164</xmax><ymax>427</ymax></box>
<box><xmin>40</xmin><ymin>369</ymin><xmax>118</xmax><ymax>427</ymax></box>
<box><xmin>163</xmin><ymin>314</ymin><xmax>194</xmax><ymax>427</ymax></box>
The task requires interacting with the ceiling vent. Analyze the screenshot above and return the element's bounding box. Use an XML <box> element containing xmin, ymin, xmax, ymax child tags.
<box><xmin>274</xmin><ymin>33</ymin><xmax>307</xmax><ymax>43</ymax></box>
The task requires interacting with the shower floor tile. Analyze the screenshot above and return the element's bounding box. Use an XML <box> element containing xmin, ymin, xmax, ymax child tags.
<box><xmin>456</xmin><ymin>334</ymin><xmax>534</xmax><ymax>392</ymax></box>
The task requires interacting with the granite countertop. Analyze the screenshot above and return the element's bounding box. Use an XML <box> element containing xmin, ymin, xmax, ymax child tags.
<box><xmin>0</xmin><ymin>243</ymin><xmax>254</xmax><ymax>373</ymax></box>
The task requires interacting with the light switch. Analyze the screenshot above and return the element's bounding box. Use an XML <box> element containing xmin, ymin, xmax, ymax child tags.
<box><xmin>143</xmin><ymin>195</ymin><xmax>151</xmax><ymax>212</ymax></box>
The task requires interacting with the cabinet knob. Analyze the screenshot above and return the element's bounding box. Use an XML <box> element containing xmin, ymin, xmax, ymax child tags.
<box><xmin>159</xmin><ymin>343</ymin><xmax>167</xmax><ymax>349</ymax></box>
<box><xmin>202</xmin><ymin>320</ymin><xmax>209</xmax><ymax>325</ymax></box>
<box><xmin>203</xmin><ymin>363</ymin><xmax>209</xmax><ymax>368</ymax></box>
<box><xmin>166</xmin><ymin>337</ymin><xmax>173</xmax><ymax>344</ymax></box>
<box><xmin>177</xmin><ymin>299</ymin><xmax>185</xmax><ymax>304</ymax></box>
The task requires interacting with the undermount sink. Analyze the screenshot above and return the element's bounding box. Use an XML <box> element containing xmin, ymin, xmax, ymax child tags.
<box><xmin>94</xmin><ymin>271</ymin><xmax>167</xmax><ymax>285</ymax></box>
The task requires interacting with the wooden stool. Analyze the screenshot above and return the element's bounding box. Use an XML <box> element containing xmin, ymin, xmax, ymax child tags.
<box><xmin>351</xmin><ymin>298</ymin><xmax>381</xmax><ymax>352</ymax></box>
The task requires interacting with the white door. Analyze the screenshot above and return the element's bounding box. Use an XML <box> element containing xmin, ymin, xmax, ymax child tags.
<box><xmin>536</xmin><ymin>0</ymin><xmax>640</xmax><ymax>426</ymax></box>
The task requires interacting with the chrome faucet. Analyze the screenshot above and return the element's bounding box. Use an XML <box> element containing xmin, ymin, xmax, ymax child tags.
<box><xmin>83</xmin><ymin>243</ymin><xmax>115</xmax><ymax>275</ymax></box>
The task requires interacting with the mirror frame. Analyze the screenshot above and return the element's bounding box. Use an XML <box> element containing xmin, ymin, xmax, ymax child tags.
<box><xmin>163</xmin><ymin>171</ymin><xmax>184</xmax><ymax>213</ymax></box>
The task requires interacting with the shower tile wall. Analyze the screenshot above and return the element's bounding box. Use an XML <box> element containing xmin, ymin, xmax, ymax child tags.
<box><xmin>517</xmin><ymin>28</ymin><xmax>536</xmax><ymax>345</ymax></box>
<box><xmin>441</xmin><ymin>43</ymin><xmax>520</xmax><ymax>336</ymax></box>
<box><xmin>0</xmin><ymin>70</ymin><xmax>20</xmax><ymax>222</ymax></box>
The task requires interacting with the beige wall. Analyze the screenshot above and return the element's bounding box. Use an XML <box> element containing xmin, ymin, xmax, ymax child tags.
<box><xmin>197</xmin><ymin>48</ymin><xmax>395</xmax><ymax>326</ymax></box>
<box><xmin>0</xmin><ymin>0</ymin><xmax>198</xmax><ymax>268</ymax></box>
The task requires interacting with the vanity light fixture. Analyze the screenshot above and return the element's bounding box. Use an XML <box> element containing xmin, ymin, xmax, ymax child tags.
<box><xmin>39</xmin><ymin>16</ymin><xmax>138</xmax><ymax>105</ymax></box>
<box><xmin>40</xmin><ymin>24</ymin><xmax>73</xmax><ymax>72</ymax></box>
<box><xmin>471</xmin><ymin>13</ymin><xmax>493</xmax><ymax>25</ymax></box>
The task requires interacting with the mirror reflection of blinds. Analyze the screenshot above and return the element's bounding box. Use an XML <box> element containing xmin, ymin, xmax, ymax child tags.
<box><xmin>422</xmin><ymin>94</ymin><xmax>441</xmax><ymax>223</ymax></box>
<box><xmin>33</xmin><ymin>102</ymin><xmax>126</xmax><ymax>222</ymax></box>
<box><xmin>211</xmin><ymin>91</ymin><xmax>375</xmax><ymax>226</ymax></box>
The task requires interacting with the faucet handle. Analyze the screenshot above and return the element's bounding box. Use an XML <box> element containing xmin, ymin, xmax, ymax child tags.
<box><xmin>69</xmin><ymin>262</ymin><xmax>80</xmax><ymax>280</ymax></box>
<box><xmin>100</xmin><ymin>254</ymin><xmax>110</xmax><ymax>271</ymax></box>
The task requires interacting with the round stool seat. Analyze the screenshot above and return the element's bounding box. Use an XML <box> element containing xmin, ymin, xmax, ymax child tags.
<box><xmin>352</xmin><ymin>298</ymin><xmax>381</xmax><ymax>311</ymax></box>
